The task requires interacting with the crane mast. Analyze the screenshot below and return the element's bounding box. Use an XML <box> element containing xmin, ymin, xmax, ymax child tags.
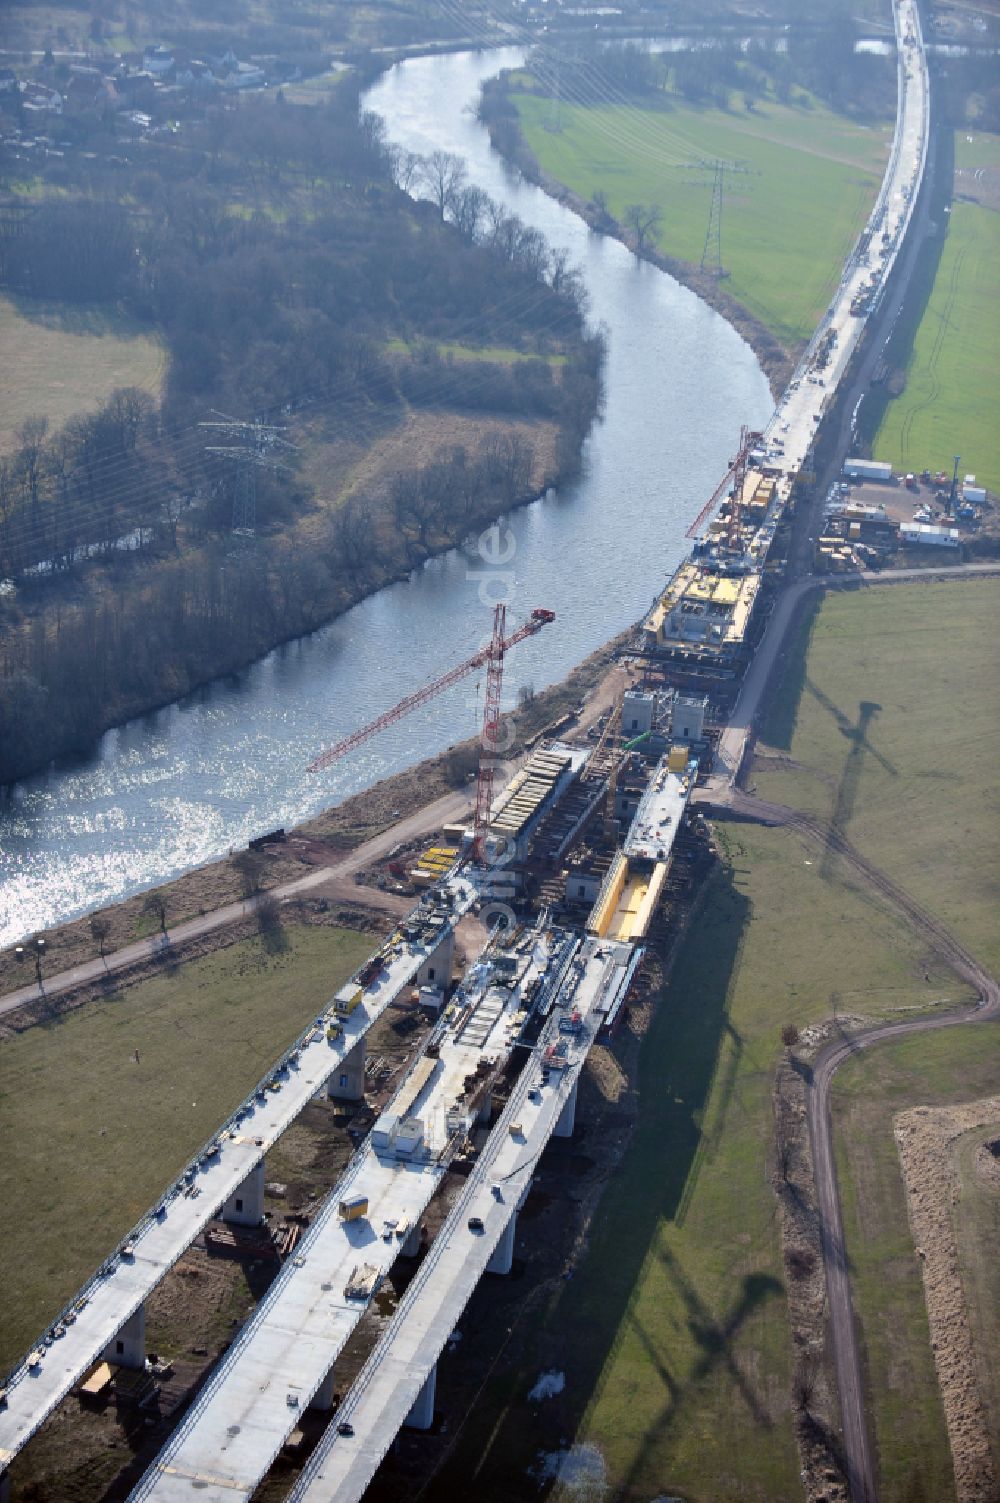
<box><xmin>308</xmin><ymin>608</ymin><xmax>556</xmax><ymax>864</ymax></box>
<box><xmin>685</xmin><ymin>424</ymin><xmax>762</xmax><ymax>543</ymax></box>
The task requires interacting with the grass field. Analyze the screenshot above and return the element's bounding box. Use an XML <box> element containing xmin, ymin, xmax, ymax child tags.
<box><xmin>832</xmin><ymin>1025</ymin><xmax>1000</xmax><ymax>1503</ymax></box>
<box><xmin>385</xmin><ymin>338</ymin><xmax>567</xmax><ymax>365</ymax></box>
<box><xmin>873</xmin><ymin>188</ymin><xmax>1000</xmax><ymax>492</ymax></box>
<box><xmin>754</xmin><ymin>580</ymin><xmax>1000</xmax><ymax>976</ymax></box>
<box><xmin>0</xmin><ymin>923</ymin><xmax>372</xmax><ymax>1368</ymax></box>
<box><xmin>514</xmin><ymin>90</ymin><xmax>890</xmax><ymax>348</ymax></box>
<box><xmin>433</xmin><ymin>819</ymin><xmax>969</xmax><ymax>1503</ymax></box>
<box><xmin>0</xmin><ymin>295</ymin><xmax>166</xmax><ymax>454</ymax></box>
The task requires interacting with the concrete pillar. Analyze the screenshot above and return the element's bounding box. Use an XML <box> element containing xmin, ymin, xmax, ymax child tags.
<box><xmin>327</xmin><ymin>1037</ymin><xmax>367</xmax><ymax>1102</ymax></box>
<box><xmin>404</xmin><ymin>1364</ymin><xmax>436</xmax><ymax>1430</ymax></box>
<box><xmin>104</xmin><ymin>1305</ymin><xmax>145</xmax><ymax>1369</ymax></box>
<box><xmin>309</xmin><ymin>1366</ymin><xmax>336</xmax><ymax>1412</ymax></box>
<box><xmin>487</xmin><ymin>1212</ymin><xmax>516</xmax><ymax>1277</ymax></box>
<box><xmin>400</xmin><ymin>1221</ymin><xmax>422</xmax><ymax>1259</ymax></box>
<box><xmin>416</xmin><ymin>929</ymin><xmax>454</xmax><ymax>989</ymax></box>
<box><xmin>477</xmin><ymin>1089</ymin><xmax>492</xmax><ymax>1126</ymax></box>
<box><xmin>221</xmin><ymin>1160</ymin><xmax>265</xmax><ymax>1227</ymax></box>
<box><xmin>554</xmin><ymin>1079</ymin><xmax>578</xmax><ymax>1139</ymax></box>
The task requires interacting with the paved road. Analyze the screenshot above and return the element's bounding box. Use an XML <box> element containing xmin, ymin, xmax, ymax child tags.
<box><xmin>0</xmin><ymin>789</ymin><xmax>473</xmax><ymax>1021</ymax></box>
<box><xmin>711</xmin><ymin>792</ymin><xmax>999</xmax><ymax>1503</ymax></box>
<box><xmin>709</xmin><ymin>559</ymin><xmax>999</xmax><ymax>792</ymax></box>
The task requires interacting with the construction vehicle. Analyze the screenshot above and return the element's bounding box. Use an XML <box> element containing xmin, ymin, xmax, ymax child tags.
<box><xmin>358</xmin><ymin>956</ymin><xmax>386</xmax><ymax>987</ymax></box>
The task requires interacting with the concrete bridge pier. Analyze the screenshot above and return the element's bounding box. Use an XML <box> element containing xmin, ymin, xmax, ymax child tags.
<box><xmin>477</xmin><ymin>1089</ymin><xmax>493</xmax><ymax>1126</ymax></box>
<box><xmin>554</xmin><ymin>1079</ymin><xmax>578</xmax><ymax>1139</ymax></box>
<box><xmin>104</xmin><ymin>1305</ymin><xmax>146</xmax><ymax>1369</ymax></box>
<box><xmin>487</xmin><ymin>1213</ymin><xmax>517</xmax><ymax>1276</ymax></box>
<box><xmin>309</xmin><ymin>1366</ymin><xmax>337</xmax><ymax>1413</ymax></box>
<box><xmin>416</xmin><ymin>929</ymin><xmax>454</xmax><ymax>989</ymax></box>
<box><xmin>400</xmin><ymin>1221</ymin><xmax>423</xmax><ymax>1258</ymax></box>
<box><xmin>404</xmin><ymin>1364</ymin><xmax>436</xmax><ymax>1430</ymax></box>
<box><xmin>221</xmin><ymin>1160</ymin><xmax>265</xmax><ymax>1227</ymax></box>
<box><xmin>328</xmin><ymin>1038</ymin><xmax>367</xmax><ymax>1102</ymax></box>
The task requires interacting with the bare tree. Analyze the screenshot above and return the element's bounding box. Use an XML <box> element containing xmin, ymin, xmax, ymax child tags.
<box><xmin>421</xmin><ymin>150</ymin><xmax>467</xmax><ymax>218</ymax></box>
<box><xmin>452</xmin><ymin>184</ymin><xmax>490</xmax><ymax>239</ymax></box>
<box><xmin>623</xmin><ymin>202</ymin><xmax>663</xmax><ymax>255</ymax></box>
<box><xmin>142</xmin><ymin>888</ymin><xmax>168</xmax><ymax>936</ymax></box>
<box><xmin>16</xmin><ymin>416</ymin><xmax>48</xmax><ymax>525</ymax></box>
<box><xmin>89</xmin><ymin>913</ymin><xmax>112</xmax><ymax>961</ymax></box>
<box><xmin>390</xmin><ymin>147</ymin><xmax>423</xmax><ymax>193</ymax></box>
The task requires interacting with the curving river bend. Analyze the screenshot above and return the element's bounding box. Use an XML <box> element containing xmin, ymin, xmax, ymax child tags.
<box><xmin>0</xmin><ymin>49</ymin><xmax>772</xmax><ymax>948</ymax></box>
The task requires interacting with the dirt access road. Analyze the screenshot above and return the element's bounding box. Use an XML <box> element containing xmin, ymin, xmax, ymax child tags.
<box><xmin>713</xmin><ymin>790</ymin><xmax>1000</xmax><ymax>1503</ymax></box>
<box><xmin>711</xmin><ymin>561</ymin><xmax>1000</xmax><ymax>788</ymax></box>
<box><xmin>0</xmin><ymin>787</ymin><xmax>474</xmax><ymax>1022</ymax></box>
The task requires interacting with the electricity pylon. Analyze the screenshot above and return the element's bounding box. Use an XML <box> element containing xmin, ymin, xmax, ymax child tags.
<box><xmin>200</xmin><ymin>414</ymin><xmax>297</xmax><ymax>538</ymax></box>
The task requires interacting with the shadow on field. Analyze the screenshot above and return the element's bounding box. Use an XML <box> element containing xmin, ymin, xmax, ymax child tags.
<box><xmin>758</xmin><ymin>595</ymin><xmax>822</xmax><ymax>751</ymax></box>
<box><xmin>855</xmin><ymin>124</ymin><xmax>954</xmax><ymax>452</ymax></box>
<box><xmin>420</xmin><ymin>864</ymin><xmax>783</xmax><ymax>1503</ymax></box>
<box><xmin>801</xmin><ymin>684</ymin><xmax>897</xmax><ymax>874</ymax></box>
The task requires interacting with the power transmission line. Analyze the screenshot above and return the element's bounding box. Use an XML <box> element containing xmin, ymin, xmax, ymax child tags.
<box><xmin>200</xmin><ymin>415</ymin><xmax>297</xmax><ymax>539</ymax></box>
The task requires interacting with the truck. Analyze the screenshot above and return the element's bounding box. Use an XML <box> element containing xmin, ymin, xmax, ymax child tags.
<box><xmin>358</xmin><ymin>955</ymin><xmax>386</xmax><ymax>987</ymax></box>
<box><xmin>338</xmin><ymin>1194</ymin><xmax>369</xmax><ymax>1223</ymax></box>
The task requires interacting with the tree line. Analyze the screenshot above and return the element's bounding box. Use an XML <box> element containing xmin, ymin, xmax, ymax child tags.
<box><xmin>0</xmin><ymin>74</ymin><xmax>603</xmax><ymax>780</ymax></box>
<box><xmin>482</xmin><ymin>21</ymin><xmax>895</xmax><ymax>123</ymax></box>
<box><xmin>0</xmin><ymin>433</ymin><xmax>570</xmax><ymax>782</ymax></box>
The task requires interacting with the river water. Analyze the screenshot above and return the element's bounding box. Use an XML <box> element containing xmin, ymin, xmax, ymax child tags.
<box><xmin>0</xmin><ymin>48</ymin><xmax>771</xmax><ymax>948</ymax></box>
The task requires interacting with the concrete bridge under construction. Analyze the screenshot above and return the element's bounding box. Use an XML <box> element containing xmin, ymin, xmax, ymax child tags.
<box><xmin>0</xmin><ymin>1</ymin><xmax>931</xmax><ymax>1498</ymax></box>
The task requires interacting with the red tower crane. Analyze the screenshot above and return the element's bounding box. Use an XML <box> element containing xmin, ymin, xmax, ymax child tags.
<box><xmin>685</xmin><ymin>424</ymin><xmax>762</xmax><ymax>543</ymax></box>
<box><xmin>308</xmin><ymin>606</ymin><xmax>556</xmax><ymax>860</ymax></box>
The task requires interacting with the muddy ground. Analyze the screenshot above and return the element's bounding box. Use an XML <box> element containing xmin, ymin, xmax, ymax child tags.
<box><xmin>894</xmin><ymin>1098</ymin><xmax>1000</xmax><ymax>1503</ymax></box>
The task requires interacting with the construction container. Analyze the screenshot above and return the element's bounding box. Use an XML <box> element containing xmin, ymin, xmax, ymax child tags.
<box><xmin>334</xmin><ymin>984</ymin><xmax>363</xmax><ymax>1017</ymax></box>
<box><xmin>338</xmin><ymin>1194</ymin><xmax>369</xmax><ymax>1223</ymax></box>
<box><xmin>394</xmin><ymin>1118</ymin><xmax>424</xmax><ymax>1157</ymax></box>
<box><xmin>667</xmin><ymin>745</ymin><xmax>689</xmax><ymax>773</ymax></box>
<box><xmin>843</xmin><ymin>458</ymin><xmax>892</xmax><ymax>483</ymax></box>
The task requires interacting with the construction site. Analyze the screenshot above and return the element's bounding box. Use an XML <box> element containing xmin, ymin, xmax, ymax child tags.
<box><xmin>0</xmin><ymin>2</ymin><xmax>947</xmax><ymax>1497</ymax></box>
<box><xmin>0</xmin><ymin>582</ymin><xmax>715</xmax><ymax>1503</ymax></box>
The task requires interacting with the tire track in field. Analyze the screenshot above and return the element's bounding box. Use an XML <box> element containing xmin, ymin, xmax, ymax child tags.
<box><xmin>719</xmin><ymin>789</ymin><xmax>999</xmax><ymax>1503</ymax></box>
<box><xmin>898</xmin><ymin>236</ymin><xmax>968</xmax><ymax>466</ymax></box>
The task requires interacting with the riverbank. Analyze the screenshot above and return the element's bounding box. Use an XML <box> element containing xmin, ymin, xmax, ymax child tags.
<box><xmin>484</xmin><ymin>121</ymin><xmax>792</xmax><ymax>397</ymax></box>
<box><xmin>0</xmin><ymin>629</ymin><xmax>626</xmax><ymax>1011</ymax></box>
<box><xmin>477</xmin><ymin>69</ymin><xmax>897</xmax><ymax>394</ymax></box>
<box><xmin>0</xmin><ymin>394</ymin><xmax>598</xmax><ymax>787</ymax></box>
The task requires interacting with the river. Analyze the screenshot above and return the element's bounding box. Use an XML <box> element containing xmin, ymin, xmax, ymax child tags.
<box><xmin>0</xmin><ymin>48</ymin><xmax>772</xmax><ymax>949</ymax></box>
